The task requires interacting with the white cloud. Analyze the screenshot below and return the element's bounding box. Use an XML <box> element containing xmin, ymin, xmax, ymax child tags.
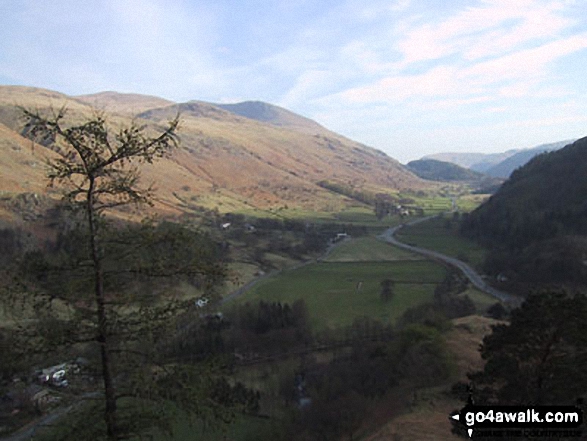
<box><xmin>322</xmin><ymin>12</ymin><xmax>587</xmax><ymax>108</ymax></box>
<box><xmin>393</xmin><ymin>0</ymin><xmax>579</xmax><ymax>68</ymax></box>
<box><xmin>463</xmin><ymin>33</ymin><xmax>587</xmax><ymax>84</ymax></box>
<box><xmin>335</xmin><ymin>65</ymin><xmax>479</xmax><ymax>104</ymax></box>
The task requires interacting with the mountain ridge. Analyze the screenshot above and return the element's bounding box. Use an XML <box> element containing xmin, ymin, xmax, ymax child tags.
<box><xmin>75</xmin><ymin>91</ymin><xmax>174</xmax><ymax>114</ymax></box>
<box><xmin>423</xmin><ymin>139</ymin><xmax>577</xmax><ymax>178</ymax></box>
<box><xmin>215</xmin><ymin>101</ymin><xmax>327</xmax><ymax>135</ymax></box>
<box><xmin>0</xmin><ymin>86</ymin><xmax>430</xmax><ymax>222</ymax></box>
<box><xmin>406</xmin><ymin>158</ymin><xmax>487</xmax><ymax>182</ymax></box>
<box><xmin>423</xmin><ymin>150</ymin><xmax>519</xmax><ymax>171</ymax></box>
<box><xmin>483</xmin><ymin>140</ymin><xmax>576</xmax><ymax>178</ymax></box>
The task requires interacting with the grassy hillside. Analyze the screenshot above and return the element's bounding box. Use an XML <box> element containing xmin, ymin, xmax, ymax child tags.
<box><xmin>74</xmin><ymin>91</ymin><xmax>174</xmax><ymax>115</ymax></box>
<box><xmin>0</xmin><ymin>86</ymin><xmax>432</xmax><ymax>222</ymax></box>
<box><xmin>215</xmin><ymin>100</ymin><xmax>326</xmax><ymax>135</ymax></box>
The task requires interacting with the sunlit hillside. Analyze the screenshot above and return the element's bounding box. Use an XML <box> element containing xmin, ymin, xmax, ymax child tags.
<box><xmin>0</xmin><ymin>85</ymin><xmax>432</xmax><ymax>222</ymax></box>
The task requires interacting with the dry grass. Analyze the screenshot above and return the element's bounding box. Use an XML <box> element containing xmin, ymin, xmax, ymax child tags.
<box><xmin>364</xmin><ymin>315</ymin><xmax>501</xmax><ymax>441</ymax></box>
<box><xmin>74</xmin><ymin>91</ymin><xmax>174</xmax><ymax>115</ymax></box>
<box><xmin>0</xmin><ymin>86</ymin><xmax>435</xmax><ymax>221</ymax></box>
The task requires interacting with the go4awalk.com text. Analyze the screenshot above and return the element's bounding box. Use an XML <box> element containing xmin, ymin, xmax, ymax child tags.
<box><xmin>450</xmin><ymin>404</ymin><xmax>583</xmax><ymax>438</ymax></box>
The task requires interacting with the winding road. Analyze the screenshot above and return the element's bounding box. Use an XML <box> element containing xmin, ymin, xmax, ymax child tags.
<box><xmin>378</xmin><ymin>217</ymin><xmax>521</xmax><ymax>307</ymax></box>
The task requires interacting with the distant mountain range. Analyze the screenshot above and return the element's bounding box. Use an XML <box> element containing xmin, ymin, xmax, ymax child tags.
<box><xmin>424</xmin><ymin>139</ymin><xmax>576</xmax><ymax>178</ymax></box>
<box><xmin>0</xmin><ymin>86</ymin><xmax>429</xmax><ymax>223</ymax></box>
<box><xmin>423</xmin><ymin>150</ymin><xmax>519</xmax><ymax>171</ymax></box>
<box><xmin>481</xmin><ymin>140</ymin><xmax>576</xmax><ymax>178</ymax></box>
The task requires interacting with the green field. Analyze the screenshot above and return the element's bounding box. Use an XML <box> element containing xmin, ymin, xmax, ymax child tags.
<box><xmin>240</xmin><ymin>260</ymin><xmax>447</xmax><ymax>330</ymax></box>
<box><xmin>325</xmin><ymin>236</ymin><xmax>422</xmax><ymax>262</ymax></box>
<box><xmin>396</xmin><ymin>216</ymin><xmax>487</xmax><ymax>268</ymax></box>
<box><xmin>456</xmin><ymin>194</ymin><xmax>489</xmax><ymax>212</ymax></box>
<box><xmin>459</xmin><ymin>287</ymin><xmax>500</xmax><ymax>312</ymax></box>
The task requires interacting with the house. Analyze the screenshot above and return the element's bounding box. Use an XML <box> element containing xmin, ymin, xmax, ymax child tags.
<box><xmin>194</xmin><ymin>296</ymin><xmax>209</xmax><ymax>308</ymax></box>
<box><xmin>36</xmin><ymin>362</ymin><xmax>73</xmax><ymax>387</ymax></box>
<box><xmin>37</xmin><ymin>364</ymin><xmax>68</xmax><ymax>387</ymax></box>
<box><xmin>332</xmin><ymin>233</ymin><xmax>349</xmax><ymax>242</ymax></box>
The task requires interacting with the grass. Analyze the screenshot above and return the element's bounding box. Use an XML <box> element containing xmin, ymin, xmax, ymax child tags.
<box><xmin>280</xmin><ymin>205</ymin><xmax>403</xmax><ymax>228</ymax></box>
<box><xmin>325</xmin><ymin>236</ymin><xmax>422</xmax><ymax>262</ymax></box>
<box><xmin>396</xmin><ymin>216</ymin><xmax>487</xmax><ymax>268</ymax></box>
<box><xmin>455</xmin><ymin>194</ymin><xmax>490</xmax><ymax>212</ymax></box>
<box><xmin>153</xmin><ymin>414</ymin><xmax>273</xmax><ymax>441</ymax></box>
<box><xmin>240</xmin><ymin>260</ymin><xmax>447</xmax><ymax>330</ymax></box>
<box><xmin>2</xmin><ymin>85</ymin><xmax>440</xmax><ymax>224</ymax></box>
<box><xmin>220</xmin><ymin>262</ymin><xmax>261</xmax><ymax>296</ymax></box>
<box><xmin>364</xmin><ymin>315</ymin><xmax>501</xmax><ymax>441</ymax></box>
<box><xmin>458</xmin><ymin>287</ymin><xmax>499</xmax><ymax>313</ymax></box>
<box><xmin>399</xmin><ymin>193</ymin><xmax>453</xmax><ymax>215</ymax></box>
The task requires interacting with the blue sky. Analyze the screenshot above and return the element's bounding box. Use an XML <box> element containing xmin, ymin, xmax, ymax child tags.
<box><xmin>1</xmin><ymin>0</ymin><xmax>586</xmax><ymax>162</ymax></box>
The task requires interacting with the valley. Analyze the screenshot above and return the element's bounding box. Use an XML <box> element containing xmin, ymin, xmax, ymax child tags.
<box><xmin>1</xmin><ymin>85</ymin><xmax>585</xmax><ymax>441</ymax></box>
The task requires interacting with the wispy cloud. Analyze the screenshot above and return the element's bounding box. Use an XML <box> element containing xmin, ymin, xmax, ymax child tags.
<box><xmin>289</xmin><ymin>0</ymin><xmax>587</xmax><ymax>160</ymax></box>
<box><xmin>1</xmin><ymin>0</ymin><xmax>585</xmax><ymax>161</ymax></box>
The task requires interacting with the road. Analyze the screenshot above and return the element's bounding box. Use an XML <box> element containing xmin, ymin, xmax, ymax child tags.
<box><xmin>1</xmin><ymin>392</ymin><xmax>100</xmax><ymax>441</ymax></box>
<box><xmin>378</xmin><ymin>217</ymin><xmax>521</xmax><ymax>306</ymax></box>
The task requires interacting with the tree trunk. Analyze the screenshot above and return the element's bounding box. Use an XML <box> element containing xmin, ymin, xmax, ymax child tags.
<box><xmin>88</xmin><ymin>177</ymin><xmax>118</xmax><ymax>439</ymax></box>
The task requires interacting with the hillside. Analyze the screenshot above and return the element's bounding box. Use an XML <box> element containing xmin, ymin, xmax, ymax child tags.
<box><xmin>406</xmin><ymin>159</ymin><xmax>487</xmax><ymax>182</ymax></box>
<box><xmin>75</xmin><ymin>91</ymin><xmax>174</xmax><ymax>115</ymax></box>
<box><xmin>423</xmin><ymin>151</ymin><xmax>518</xmax><ymax>171</ymax></box>
<box><xmin>0</xmin><ymin>86</ymin><xmax>430</xmax><ymax>222</ymax></box>
<box><xmin>483</xmin><ymin>139</ymin><xmax>575</xmax><ymax>178</ymax></box>
<box><xmin>425</xmin><ymin>139</ymin><xmax>576</xmax><ymax>178</ymax></box>
<box><xmin>461</xmin><ymin>136</ymin><xmax>587</xmax><ymax>292</ymax></box>
<box><xmin>215</xmin><ymin>101</ymin><xmax>326</xmax><ymax>135</ymax></box>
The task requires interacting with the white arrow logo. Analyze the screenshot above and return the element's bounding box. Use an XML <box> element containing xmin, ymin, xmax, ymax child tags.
<box><xmin>450</xmin><ymin>414</ymin><xmax>473</xmax><ymax>438</ymax></box>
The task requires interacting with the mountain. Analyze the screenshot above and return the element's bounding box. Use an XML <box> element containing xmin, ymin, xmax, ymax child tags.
<box><xmin>425</xmin><ymin>139</ymin><xmax>576</xmax><ymax>178</ymax></box>
<box><xmin>483</xmin><ymin>140</ymin><xmax>576</xmax><ymax>178</ymax></box>
<box><xmin>423</xmin><ymin>151</ymin><xmax>519</xmax><ymax>171</ymax></box>
<box><xmin>75</xmin><ymin>91</ymin><xmax>174</xmax><ymax>115</ymax></box>
<box><xmin>0</xmin><ymin>86</ymin><xmax>429</xmax><ymax>222</ymax></box>
<box><xmin>215</xmin><ymin>101</ymin><xmax>326</xmax><ymax>135</ymax></box>
<box><xmin>461</xmin><ymin>137</ymin><xmax>587</xmax><ymax>292</ymax></box>
<box><xmin>406</xmin><ymin>159</ymin><xmax>488</xmax><ymax>182</ymax></box>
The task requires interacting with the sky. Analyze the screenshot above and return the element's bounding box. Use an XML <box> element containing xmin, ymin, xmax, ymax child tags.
<box><xmin>1</xmin><ymin>0</ymin><xmax>586</xmax><ymax>163</ymax></box>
